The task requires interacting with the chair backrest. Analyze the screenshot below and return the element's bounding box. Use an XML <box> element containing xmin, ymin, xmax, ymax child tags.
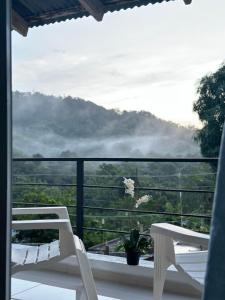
<box><xmin>12</xmin><ymin>207</ymin><xmax>75</xmax><ymax>257</ymax></box>
<box><xmin>74</xmin><ymin>235</ymin><xmax>98</xmax><ymax>300</ymax></box>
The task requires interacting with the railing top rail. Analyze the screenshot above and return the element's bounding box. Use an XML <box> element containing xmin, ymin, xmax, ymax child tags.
<box><xmin>13</xmin><ymin>157</ymin><xmax>218</xmax><ymax>162</ymax></box>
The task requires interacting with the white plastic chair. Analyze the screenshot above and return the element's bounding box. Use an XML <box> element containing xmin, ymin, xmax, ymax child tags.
<box><xmin>150</xmin><ymin>223</ymin><xmax>210</xmax><ymax>300</ymax></box>
<box><xmin>12</xmin><ymin>206</ymin><xmax>119</xmax><ymax>300</ymax></box>
<box><xmin>12</xmin><ymin>207</ymin><xmax>76</xmax><ymax>274</ymax></box>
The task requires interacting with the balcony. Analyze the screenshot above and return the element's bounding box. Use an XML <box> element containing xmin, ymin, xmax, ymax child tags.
<box><xmin>12</xmin><ymin>267</ymin><xmax>199</xmax><ymax>300</ymax></box>
<box><xmin>12</xmin><ymin>252</ymin><xmax>200</xmax><ymax>299</ymax></box>
<box><xmin>11</xmin><ymin>157</ymin><xmax>217</xmax><ymax>299</ymax></box>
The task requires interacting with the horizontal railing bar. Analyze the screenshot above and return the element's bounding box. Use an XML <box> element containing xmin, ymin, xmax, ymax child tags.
<box><xmin>83</xmin><ymin>205</ymin><xmax>212</xmax><ymax>219</ymax></box>
<box><xmin>12</xmin><ymin>182</ymin><xmax>214</xmax><ymax>194</ymax></box>
<box><xmin>13</xmin><ymin>183</ymin><xmax>77</xmax><ymax>187</ymax></box>
<box><xmin>75</xmin><ymin>226</ymin><xmax>209</xmax><ymax>236</ymax></box>
<box><xmin>13</xmin><ymin>173</ymin><xmax>76</xmax><ymax>177</ymax></box>
<box><xmin>82</xmin><ymin>226</ymin><xmax>150</xmax><ymax>236</ymax></box>
<box><xmin>83</xmin><ymin>184</ymin><xmax>215</xmax><ymax>194</ymax></box>
<box><xmin>12</xmin><ymin>202</ymin><xmax>211</xmax><ymax>219</ymax></box>
<box><xmin>12</xmin><ymin>202</ymin><xmax>76</xmax><ymax>208</ymax></box>
<box><xmin>13</xmin><ymin>173</ymin><xmax>216</xmax><ymax>179</ymax></box>
<box><xmin>13</xmin><ymin>157</ymin><xmax>218</xmax><ymax>163</ymax></box>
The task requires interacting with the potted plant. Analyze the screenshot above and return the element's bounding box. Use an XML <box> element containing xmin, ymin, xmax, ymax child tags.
<box><xmin>117</xmin><ymin>228</ymin><xmax>151</xmax><ymax>265</ymax></box>
<box><xmin>116</xmin><ymin>177</ymin><xmax>153</xmax><ymax>264</ymax></box>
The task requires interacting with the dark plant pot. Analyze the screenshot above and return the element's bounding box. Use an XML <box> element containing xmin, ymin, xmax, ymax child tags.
<box><xmin>126</xmin><ymin>250</ymin><xmax>140</xmax><ymax>265</ymax></box>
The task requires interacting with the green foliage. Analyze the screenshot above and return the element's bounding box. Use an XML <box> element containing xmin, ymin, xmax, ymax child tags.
<box><xmin>193</xmin><ymin>63</ymin><xmax>225</xmax><ymax>157</ymax></box>
<box><xmin>12</xmin><ymin>160</ymin><xmax>216</xmax><ymax>249</ymax></box>
<box><xmin>117</xmin><ymin>229</ymin><xmax>151</xmax><ymax>253</ymax></box>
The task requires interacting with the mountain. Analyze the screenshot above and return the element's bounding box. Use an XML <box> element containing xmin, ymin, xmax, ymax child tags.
<box><xmin>13</xmin><ymin>91</ymin><xmax>200</xmax><ymax>157</ymax></box>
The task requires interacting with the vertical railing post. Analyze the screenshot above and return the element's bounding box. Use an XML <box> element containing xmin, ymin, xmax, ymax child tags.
<box><xmin>0</xmin><ymin>0</ymin><xmax>12</xmax><ymax>299</ymax></box>
<box><xmin>76</xmin><ymin>159</ymin><xmax>84</xmax><ymax>240</ymax></box>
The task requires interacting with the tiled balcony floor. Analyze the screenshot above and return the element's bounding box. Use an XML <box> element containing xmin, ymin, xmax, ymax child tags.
<box><xmin>11</xmin><ymin>278</ymin><xmax>117</xmax><ymax>300</ymax></box>
<box><xmin>12</xmin><ymin>270</ymin><xmax>200</xmax><ymax>300</ymax></box>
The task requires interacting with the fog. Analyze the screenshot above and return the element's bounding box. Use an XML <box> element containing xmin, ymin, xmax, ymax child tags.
<box><xmin>13</xmin><ymin>128</ymin><xmax>200</xmax><ymax>158</ymax></box>
<box><xmin>13</xmin><ymin>91</ymin><xmax>200</xmax><ymax>158</ymax></box>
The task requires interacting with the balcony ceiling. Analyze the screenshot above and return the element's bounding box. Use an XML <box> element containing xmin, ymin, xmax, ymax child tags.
<box><xmin>12</xmin><ymin>0</ymin><xmax>192</xmax><ymax>36</ymax></box>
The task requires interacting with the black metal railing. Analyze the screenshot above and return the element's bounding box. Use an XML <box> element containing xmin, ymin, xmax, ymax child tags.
<box><xmin>12</xmin><ymin>157</ymin><xmax>218</xmax><ymax>247</ymax></box>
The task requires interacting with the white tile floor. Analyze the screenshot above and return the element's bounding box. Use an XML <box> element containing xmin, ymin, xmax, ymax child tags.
<box><xmin>12</xmin><ymin>271</ymin><xmax>200</xmax><ymax>300</ymax></box>
<box><xmin>12</xmin><ymin>278</ymin><xmax>120</xmax><ymax>300</ymax></box>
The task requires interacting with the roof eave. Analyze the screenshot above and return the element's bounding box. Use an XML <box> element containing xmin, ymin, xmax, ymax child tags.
<box><xmin>12</xmin><ymin>0</ymin><xmax>192</xmax><ymax>36</ymax></box>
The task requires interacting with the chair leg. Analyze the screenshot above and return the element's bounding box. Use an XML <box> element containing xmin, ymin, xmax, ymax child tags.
<box><xmin>76</xmin><ymin>288</ymin><xmax>87</xmax><ymax>300</ymax></box>
<box><xmin>153</xmin><ymin>234</ymin><xmax>174</xmax><ymax>300</ymax></box>
<box><xmin>153</xmin><ymin>266</ymin><xmax>167</xmax><ymax>300</ymax></box>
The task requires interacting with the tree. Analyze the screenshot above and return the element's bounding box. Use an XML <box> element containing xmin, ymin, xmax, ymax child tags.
<box><xmin>193</xmin><ymin>63</ymin><xmax>225</xmax><ymax>157</ymax></box>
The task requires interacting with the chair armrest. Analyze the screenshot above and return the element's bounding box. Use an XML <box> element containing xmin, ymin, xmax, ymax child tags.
<box><xmin>12</xmin><ymin>207</ymin><xmax>69</xmax><ymax>219</ymax></box>
<box><xmin>12</xmin><ymin>219</ymin><xmax>71</xmax><ymax>231</ymax></box>
<box><xmin>150</xmin><ymin>223</ymin><xmax>209</xmax><ymax>248</ymax></box>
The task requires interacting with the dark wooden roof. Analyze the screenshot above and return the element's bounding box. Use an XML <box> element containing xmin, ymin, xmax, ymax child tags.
<box><xmin>12</xmin><ymin>0</ymin><xmax>192</xmax><ymax>36</ymax></box>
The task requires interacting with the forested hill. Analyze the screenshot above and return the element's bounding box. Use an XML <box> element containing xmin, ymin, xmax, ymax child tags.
<box><xmin>13</xmin><ymin>91</ymin><xmax>200</xmax><ymax>157</ymax></box>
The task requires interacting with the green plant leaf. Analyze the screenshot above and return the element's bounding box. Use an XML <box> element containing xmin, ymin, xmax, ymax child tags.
<box><xmin>137</xmin><ymin>236</ymin><xmax>150</xmax><ymax>253</ymax></box>
<box><xmin>130</xmin><ymin>229</ymin><xmax>140</xmax><ymax>249</ymax></box>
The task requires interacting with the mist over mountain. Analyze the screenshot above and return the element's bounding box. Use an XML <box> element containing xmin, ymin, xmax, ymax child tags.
<box><xmin>13</xmin><ymin>91</ymin><xmax>200</xmax><ymax>157</ymax></box>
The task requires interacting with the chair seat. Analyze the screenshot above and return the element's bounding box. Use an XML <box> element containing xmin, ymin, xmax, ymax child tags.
<box><xmin>175</xmin><ymin>251</ymin><xmax>208</xmax><ymax>286</ymax></box>
<box><xmin>12</xmin><ymin>240</ymin><xmax>60</xmax><ymax>266</ymax></box>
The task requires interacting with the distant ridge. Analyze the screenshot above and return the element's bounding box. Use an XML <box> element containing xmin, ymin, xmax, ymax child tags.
<box><xmin>13</xmin><ymin>91</ymin><xmax>200</xmax><ymax>157</ymax></box>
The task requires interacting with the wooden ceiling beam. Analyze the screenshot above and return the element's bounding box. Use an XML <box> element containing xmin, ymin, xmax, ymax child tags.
<box><xmin>183</xmin><ymin>0</ymin><xmax>192</xmax><ymax>4</ymax></box>
<box><xmin>78</xmin><ymin>0</ymin><xmax>105</xmax><ymax>21</ymax></box>
<box><xmin>12</xmin><ymin>10</ymin><xmax>28</xmax><ymax>37</ymax></box>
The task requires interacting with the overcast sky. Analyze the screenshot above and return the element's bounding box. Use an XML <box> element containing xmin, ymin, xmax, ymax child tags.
<box><xmin>12</xmin><ymin>0</ymin><xmax>225</xmax><ymax>127</ymax></box>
